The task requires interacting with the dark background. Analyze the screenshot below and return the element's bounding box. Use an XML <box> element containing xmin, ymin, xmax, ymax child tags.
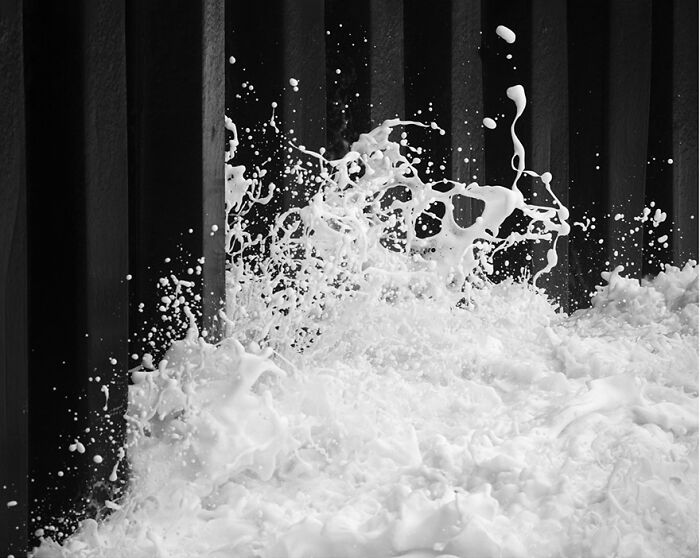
<box><xmin>1</xmin><ymin>0</ymin><xmax>697</xmax><ymax>554</ymax></box>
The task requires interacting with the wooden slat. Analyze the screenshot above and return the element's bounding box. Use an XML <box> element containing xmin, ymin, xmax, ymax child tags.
<box><xmin>404</xmin><ymin>0</ymin><xmax>452</xmax><ymax>238</ymax></box>
<box><xmin>0</xmin><ymin>0</ymin><xmax>28</xmax><ymax>551</ymax></box>
<box><xmin>369</xmin><ymin>0</ymin><xmax>405</xmax><ymax>124</ymax></box>
<box><xmin>606</xmin><ymin>0</ymin><xmax>653</xmax><ymax>277</ymax></box>
<box><xmin>202</xmin><ymin>0</ymin><xmax>227</xmax><ymax>337</ymax></box>
<box><xmin>81</xmin><ymin>0</ymin><xmax>130</xmax><ymax>504</ymax></box>
<box><xmin>282</xmin><ymin>0</ymin><xmax>326</xmax><ymax>206</ymax></box>
<box><xmin>404</xmin><ymin>0</ymin><xmax>452</xmax><ymax>154</ymax></box>
<box><xmin>404</xmin><ymin>0</ymin><xmax>452</xmax><ymax>241</ymax></box>
<box><xmin>451</xmin><ymin>0</ymin><xmax>485</xmax><ymax>227</ymax></box>
<box><xmin>225</xmin><ymin>0</ymin><xmax>284</xmax><ymax>240</ymax></box>
<box><xmin>325</xmin><ymin>0</ymin><xmax>371</xmax><ymax>159</ymax></box>
<box><xmin>642</xmin><ymin>0</ymin><xmax>673</xmax><ymax>276</ymax></box>
<box><xmin>672</xmin><ymin>0</ymin><xmax>699</xmax><ymax>265</ymax></box>
<box><xmin>24</xmin><ymin>0</ymin><xmax>93</xmax><ymax>540</ymax></box>
<box><xmin>530</xmin><ymin>0</ymin><xmax>569</xmax><ymax>311</ymax></box>
<box><xmin>567</xmin><ymin>0</ymin><xmax>609</xmax><ymax>310</ymax></box>
<box><xmin>127</xmin><ymin>0</ymin><xmax>226</xmax><ymax>356</ymax></box>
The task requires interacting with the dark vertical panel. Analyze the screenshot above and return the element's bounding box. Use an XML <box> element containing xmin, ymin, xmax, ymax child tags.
<box><xmin>672</xmin><ymin>0</ymin><xmax>699</xmax><ymax>265</ymax></box>
<box><xmin>325</xmin><ymin>0</ymin><xmax>371</xmax><ymax>159</ymax></box>
<box><xmin>24</xmin><ymin>0</ymin><xmax>91</xmax><ymax>540</ymax></box>
<box><xmin>404</xmin><ymin>1</ymin><xmax>452</xmax><ymax>239</ymax></box>
<box><xmin>127</xmin><ymin>0</ymin><xmax>226</xmax><ymax>361</ymax></box>
<box><xmin>404</xmin><ymin>0</ymin><xmax>452</xmax><ymax>171</ymax></box>
<box><xmin>81</xmin><ymin>0</ymin><xmax>129</xmax><ymax>507</ymax></box>
<box><xmin>202</xmin><ymin>0</ymin><xmax>226</xmax><ymax>337</ymax></box>
<box><xmin>451</xmin><ymin>0</ymin><xmax>485</xmax><ymax>227</ymax></box>
<box><xmin>530</xmin><ymin>0</ymin><xmax>569</xmax><ymax>310</ymax></box>
<box><xmin>567</xmin><ymin>0</ymin><xmax>609</xmax><ymax>310</ymax></box>
<box><xmin>282</xmin><ymin>0</ymin><xmax>326</xmax><ymax>205</ymax></box>
<box><xmin>0</xmin><ymin>0</ymin><xmax>28</xmax><ymax>552</ymax></box>
<box><xmin>225</xmin><ymin>0</ymin><xmax>284</xmax><ymax>237</ymax></box>
<box><xmin>607</xmin><ymin>0</ymin><xmax>652</xmax><ymax>276</ymax></box>
<box><xmin>369</xmin><ymin>0</ymin><xmax>405</xmax><ymax>124</ymax></box>
<box><xmin>226</xmin><ymin>0</ymin><xmax>284</xmax><ymax>111</ymax></box>
<box><xmin>25</xmin><ymin>0</ymin><xmax>130</xmax><ymax>543</ymax></box>
<box><xmin>643</xmin><ymin>0</ymin><xmax>674</xmax><ymax>276</ymax></box>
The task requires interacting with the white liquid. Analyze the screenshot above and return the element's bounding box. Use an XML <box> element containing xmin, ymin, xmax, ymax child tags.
<box><xmin>496</xmin><ymin>25</ymin><xmax>516</xmax><ymax>44</ymax></box>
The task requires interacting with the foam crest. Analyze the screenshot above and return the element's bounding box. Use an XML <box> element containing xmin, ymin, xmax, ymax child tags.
<box><xmin>224</xmin><ymin>87</ymin><xmax>569</xmax><ymax>351</ymax></box>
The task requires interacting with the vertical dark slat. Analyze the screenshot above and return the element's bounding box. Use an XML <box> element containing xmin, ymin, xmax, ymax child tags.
<box><xmin>225</xmin><ymin>0</ymin><xmax>284</xmax><ymax>238</ymax></box>
<box><xmin>404</xmin><ymin>0</ymin><xmax>452</xmax><ymax>153</ymax></box>
<box><xmin>404</xmin><ymin>0</ymin><xmax>452</xmax><ymax>239</ymax></box>
<box><xmin>567</xmin><ymin>0</ymin><xmax>609</xmax><ymax>310</ymax></box>
<box><xmin>127</xmin><ymin>0</ymin><xmax>225</xmax><ymax>360</ymax></box>
<box><xmin>530</xmin><ymin>0</ymin><xmax>569</xmax><ymax>311</ymax></box>
<box><xmin>325</xmin><ymin>0</ymin><xmax>371</xmax><ymax>159</ymax></box>
<box><xmin>606</xmin><ymin>0</ymin><xmax>652</xmax><ymax>277</ymax></box>
<box><xmin>282</xmin><ymin>0</ymin><xmax>326</xmax><ymax>206</ymax></box>
<box><xmin>451</xmin><ymin>0</ymin><xmax>485</xmax><ymax>227</ymax></box>
<box><xmin>369</xmin><ymin>0</ymin><xmax>405</xmax><ymax>124</ymax></box>
<box><xmin>643</xmin><ymin>0</ymin><xmax>674</xmax><ymax>276</ymax></box>
<box><xmin>0</xmin><ymin>0</ymin><xmax>28</xmax><ymax>552</ymax></box>
<box><xmin>81</xmin><ymin>0</ymin><xmax>129</xmax><ymax>504</ymax></box>
<box><xmin>24</xmin><ymin>1</ymin><xmax>93</xmax><ymax>540</ymax></box>
<box><xmin>226</xmin><ymin>0</ymin><xmax>284</xmax><ymax>112</ymax></box>
<box><xmin>24</xmin><ymin>0</ymin><xmax>130</xmax><ymax>541</ymax></box>
<box><xmin>672</xmin><ymin>0</ymin><xmax>699</xmax><ymax>265</ymax></box>
<box><xmin>202</xmin><ymin>0</ymin><xmax>226</xmax><ymax>336</ymax></box>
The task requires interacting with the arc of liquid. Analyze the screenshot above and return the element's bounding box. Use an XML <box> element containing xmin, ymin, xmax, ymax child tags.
<box><xmin>506</xmin><ymin>85</ymin><xmax>527</xmax><ymax>190</ymax></box>
<box><xmin>505</xmin><ymin>84</ymin><xmax>570</xmax><ymax>286</ymax></box>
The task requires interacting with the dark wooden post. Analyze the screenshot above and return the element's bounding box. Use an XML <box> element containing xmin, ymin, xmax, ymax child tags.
<box><xmin>404</xmin><ymin>0</ymin><xmax>452</xmax><ymax>161</ymax></box>
<box><xmin>530</xmin><ymin>0</ymin><xmax>569</xmax><ymax>311</ymax></box>
<box><xmin>325</xmin><ymin>0</ymin><xmax>371</xmax><ymax>159</ymax></box>
<box><xmin>606</xmin><ymin>0</ymin><xmax>653</xmax><ymax>277</ymax></box>
<box><xmin>369</xmin><ymin>0</ymin><xmax>405</xmax><ymax>124</ymax></box>
<box><xmin>81</xmin><ymin>0</ymin><xmax>130</xmax><ymax>498</ymax></box>
<box><xmin>0</xmin><ymin>0</ymin><xmax>28</xmax><ymax>552</ymax></box>
<box><xmin>127</xmin><ymin>0</ymin><xmax>226</xmax><ymax>353</ymax></box>
<box><xmin>282</xmin><ymin>0</ymin><xmax>326</xmax><ymax>206</ymax></box>
<box><xmin>21</xmin><ymin>0</ymin><xmax>130</xmax><ymax>543</ymax></box>
<box><xmin>451</xmin><ymin>0</ymin><xmax>485</xmax><ymax>227</ymax></box>
<box><xmin>202</xmin><ymin>0</ymin><xmax>227</xmax><ymax>334</ymax></box>
<box><xmin>672</xmin><ymin>0</ymin><xmax>699</xmax><ymax>265</ymax></box>
<box><xmin>567</xmin><ymin>0</ymin><xmax>609</xmax><ymax>309</ymax></box>
<box><xmin>642</xmin><ymin>0</ymin><xmax>674</xmax><ymax>276</ymax></box>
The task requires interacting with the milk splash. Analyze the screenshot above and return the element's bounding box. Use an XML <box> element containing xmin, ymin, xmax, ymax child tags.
<box><xmin>223</xmin><ymin>85</ymin><xmax>568</xmax><ymax>351</ymax></box>
<box><xmin>33</xmin><ymin>43</ymin><xmax>697</xmax><ymax>558</ymax></box>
